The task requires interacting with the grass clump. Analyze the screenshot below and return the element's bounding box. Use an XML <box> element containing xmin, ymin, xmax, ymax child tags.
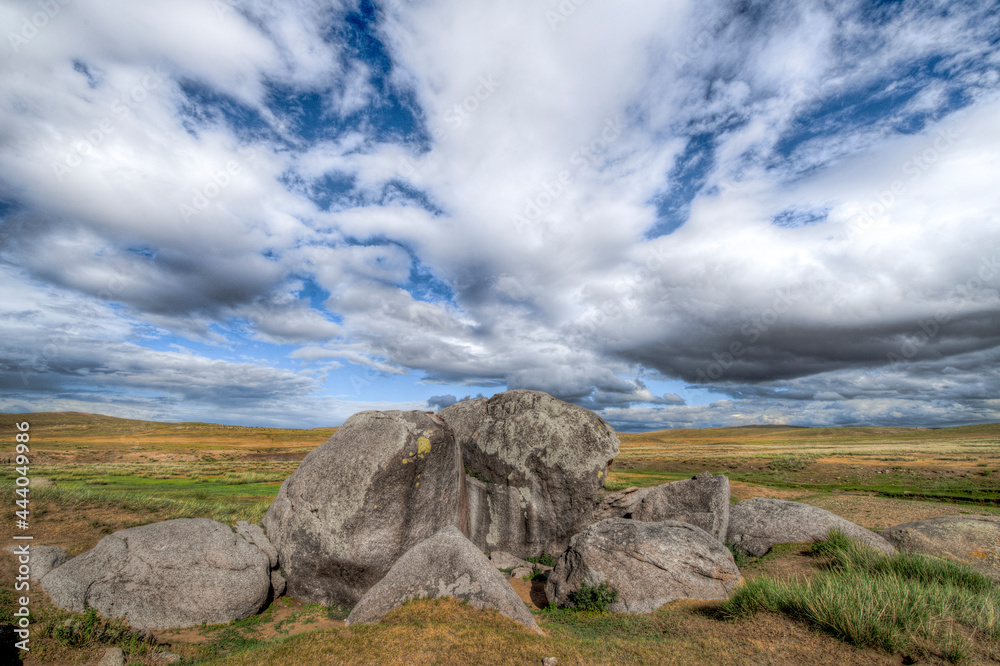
<box><xmin>569</xmin><ymin>582</ymin><xmax>619</xmax><ymax>613</ymax></box>
<box><xmin>42</xmin><ymin>608</ymin><xmax>154</xmax><ymax>657</ymax></box>
<box><xmin>722</xmin><ymin>530</ymin><xmax>999</xmax><ymax>663</ymax></box>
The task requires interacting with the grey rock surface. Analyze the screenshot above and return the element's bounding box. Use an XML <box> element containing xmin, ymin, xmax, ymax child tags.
<box><xmin>262</xmin><ymin>410</ymin><xmax>467</xmax><ymax>606</ymax></box>
<box><xmin>880</xmin><ymin>515</ymin><xmax>1000</xmax><ymax>582</ymax></box>
<box><xmin>489</xmin><ymin>550</ymin><xmax>531</xmax><ymax>570</ymax></box>
<box><xmin>546</xmin><ymin>518</ymin><xmax>741</xmax><ymax>613</ymax></box>
<box><xmin>346</xmin><ymin>526</ymin><xmax>538</xmax><ymax>631</ymax></box>
<box><xmin>98</xmin><ymin>647</ymin><xmax>125</xmax><ymax>666</ymax></box>
<box><xmin>440</xmin><ymin>390</ymin><xmax>620</xmax><ymax>558</ymax></box>
<box><xmin>236</xmin><ymin>521</ymin><xmax>278</xmax><ymax>569</ymax></box>
<box><xmin>599</xmin><ymin>473</ymin><xmax>731</xmax><ymax>542</ymax></box>
<box><xmin>39</xmin><ymin>518</ymin><xmax>271</xmax><ymax>630</ymax></box>
<box><xmin>594</xmin><ymin>486</ymin><xmax>650</xmax><ymax>522</ymax></box>
<box><xmin>727</xmin><ymin>497</ymin><xmax>896</xmax><ymax>557</ymax></box>
<box><xmin>7</xmin><ymin>545</ymin><xmax>69</xmax><ymax>581</ymax></box>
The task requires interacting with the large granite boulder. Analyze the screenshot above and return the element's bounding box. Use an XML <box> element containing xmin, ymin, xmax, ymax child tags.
<box><xmin>346</xmin><ymin>526</ymin><xmax>538</xmax><ymax>632</ymax></box>
<box><xmin>596</xmin><ymin>473</ymin><xmax>730</xmax><ymax>542</ymax></box>
<box><xmin>727</xmin><ymin>497</ymin><xmax>896</xmax><ymax>557</ymax></box>
<box><xmin>39</xmin><ymin>518</ymin><xmax>272</xmax><ymax>630</ymax></box>
<box><xmin>262</xmin><ymin>410</ymin><xmax>467</xmax><ymax>606</ymax></box>
<box><xmin>440</xmin><ymin>390</ymin><xmax>620</xmax><ymax>558</ymax></box>
<box><xmin>880</xmin><ymin>515</ymin><xmax>1000</xmax><ymax>583</ymax></box>
<box><xmin>545</xmin><ymin>518</ymin><xmax>741</xmax><ymax>613</ymax></box>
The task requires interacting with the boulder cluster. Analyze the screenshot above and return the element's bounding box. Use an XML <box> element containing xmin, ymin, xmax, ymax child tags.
<box><xmin>33</xmin><ymin>390</ymin><xmax>1000</xmax><ymax>632</ymax></box>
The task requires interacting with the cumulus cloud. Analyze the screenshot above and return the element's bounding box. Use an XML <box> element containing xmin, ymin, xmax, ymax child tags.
<box><xmin>1</xmin><ymin>0</ymin><xmax>999</xmax><ymax>428</ymax></box>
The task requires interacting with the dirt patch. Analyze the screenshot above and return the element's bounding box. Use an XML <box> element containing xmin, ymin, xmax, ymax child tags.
<box><xmin>507</xmin><ymin>575</ymin><xmax>549</xmax><ymax>610</ymax></box>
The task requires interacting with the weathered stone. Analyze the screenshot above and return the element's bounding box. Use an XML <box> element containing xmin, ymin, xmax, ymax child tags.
<box><xmin>880</xmin><ymin>515</ymin><xmax>1000</xmax><ymax>582</ymax></box>
<box><xmin>28</xmin><ymin>476</ymin><xmax>55</xmax><ymax>488</ymax></box>
<box><xmin>262</xmin><ymin>410</ymin><xmax>467</xmax><ymax>607</ymax></box>
<box><xmin>151</xmin><ymin>653</ymin><xmax>182</xmax><ymax>664</ymax></box>
<box><xmin>346</xmin><ymin>526</ymin><xmax>538</xmax><ymax>632</ymax></box>
<box><xmin>510</xmin><ymin>566</ymin><xmax>534</xmax><ymax>579</ymax></box>
<box><xmin>543</xmin><ymin>658</ymin><xmax>558</xmax><ymax>666</ymax></box>
<box><xmin>489</xmin><ymin>550</ymin><xmax>531</xmax><ymax>570</ymax></box>
<box><xmin>594</xmin><ymin>485</ymin><xmax>650</xmax><ymax>522</ymax></box>
<box><xmin>440</xmin><ymin>390</ymin><xmax>620</xmax><ymax>558</ymax></box>
<box><xmin>98</xmin><ymin>647</ymin><xmax>125</xmax><ymax>666</ymax></box>
<box><xmin>236</xmin><ymin>521</ymin><xmax>278</xmax><ymax>569</ymax></box>
<box><xmin>727</xmin><ymin>497</ymin><xmax>896</xmax><ymax>557</ymax></box>
<box><xmin>6</xmin><ymin>545</ymin><xmax>69</xmax><ymax>580</ymax></box>
<box><xmin>270</xmin><ymin>569</ymin><xmax>287</xmax><ymax>598</ymax></box>
<box><xmin>599</xmin><ymin>473</ymin><xmax>730</xmax><ymax>542</ymax></box>
<box><xmin>39</xmin><ymin>518</ymin><xmax>271</xmax><ymax>630</ymax></box>
<box><xmin>546</xmin><ymin>518</ymin><xmax>740</xmax><ymax>613</ymax></box>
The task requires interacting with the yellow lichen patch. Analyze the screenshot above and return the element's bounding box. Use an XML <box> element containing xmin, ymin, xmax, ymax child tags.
<box><xmin>597</xmin><ymin>470</ymin><xmax>604</xmax><ymax>478</ymax></box>
<box><xmin>417</xmin><ymin>436</ymin><xmax>432</xmax><ymax>455</ymax></box>
<box><xmin>968</xmin><ymin>549</ymin><xmax>991</xmax><ymax>559</ymax></box>
<box><xmin>415</xmin><ymin>482</ymin><xmax>420</xmax><ymax>487</ymax></box>
<box><xmin>402</xmin><ymin>459</ymin><xmax>409</xmax><ymax>465</ymax></box>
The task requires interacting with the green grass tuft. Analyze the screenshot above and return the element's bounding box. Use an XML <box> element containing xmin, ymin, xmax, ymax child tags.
<box><xmin>723</xmin><ymin>530</ymin><xmax>1000</xmax><ymax>662</ymax></box>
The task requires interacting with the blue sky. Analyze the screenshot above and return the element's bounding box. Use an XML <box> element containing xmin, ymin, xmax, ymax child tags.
<box><xmin>1</xmin><ymin>0</ymin><xmax>999</xmax><ymax>430</ymax></box>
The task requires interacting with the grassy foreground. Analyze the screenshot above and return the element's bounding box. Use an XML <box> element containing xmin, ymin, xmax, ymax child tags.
<box><xmin>1</xmin><ymin>413</ymin><xmax>998</xmax><ymax>664</ymax></box>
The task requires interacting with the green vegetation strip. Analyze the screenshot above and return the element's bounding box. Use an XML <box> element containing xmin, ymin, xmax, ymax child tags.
<box><xmin>722</xmin><ymin>531</ymin><xmax>1000</xmax><ymax>663</ymax></box>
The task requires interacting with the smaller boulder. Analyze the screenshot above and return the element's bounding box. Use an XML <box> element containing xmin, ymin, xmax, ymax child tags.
<box><xmin>271</xmin><ymin>569</ymin><xmax>287</xmax><ymax>598</ymax></box>
<box><xmin>346</xmin><ymin>526</ymin><xmax>538</xmax><ymax>632</ymax></box>
<box><xmin>40</xmin><ymin>518</ymin><xmax>272</xmax><ymax>630</ymax></box>
<box><xmin>510</xmin><ymin>566</ymin><xmax>534</xmax><ymax>579</ymax></box>
<box><xmin>28</xmin><ymin>477</ymin><xmax>55</xmax><ymax>489</ymax></box>
<box><xmin>880</xmin><ymin>515</ymin><xmax>1000</xmax><ymax>583</ymax></box>
<box><xmin>546</xmin><ymin>518</ymin><xmax>740</xmax><ymax>613</ymax></box>
<box><xmin>727</xmin><ymin>498</ymin><xmax>896</xmax><ymax>557</ymax></box>
<box><xmin>630</xmin><ymin>473</ymin><xmax>730</xmax><ymax>542</ymax></box>
<box><xmin>98</xmin><ymin>647</ymin><xmax>125</xmax><ymax>666</ymax></box>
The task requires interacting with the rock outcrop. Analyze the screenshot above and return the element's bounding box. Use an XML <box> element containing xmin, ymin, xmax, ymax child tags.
<box><xmin>545</xmin><ymin>518</ymin><xmax>741</xmax><ymax>613</ymax></box>
<box><xmin>727</xmin><ymin>497</ymin><xmax>896</xmax><ymax>557</ymax></box>
<box><xmin>262</xmin><ymin>410</ymin><xmax>467</xmax><ymax>606</ymax></box>
<box><xmin>39</xmin><ymin>518</ymin><xmax>272</xmax><ymax>630</ymax></box>
<box><xmin>440</xmin><ymin>390</ymin><xmax>620</xmax><ymax>558</ymax></box>
<box><xmin>346</xmin><ymin>526</ymin><xmax>538</xmax><ymax>632</ymax></box>
<box><xmin>597</xmin><ymin>473</ymin><xmax>730</xmax><ymax>542</ymax></box>
<box><xmin>880</xmin><ymin>515</ymin><xmax>1000</xmax><ymax>582</ymax></box>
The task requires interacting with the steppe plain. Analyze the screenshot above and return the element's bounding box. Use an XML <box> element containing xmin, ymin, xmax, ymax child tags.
<box><xmin>1</xmin><ymin>412</ymin><xmax>997</xmax><ymax>665</ymax></box>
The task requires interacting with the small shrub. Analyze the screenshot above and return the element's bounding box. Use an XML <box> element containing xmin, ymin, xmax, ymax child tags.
<box><xmin>569</xmin><ymin>582</ymin><xmax>618</xmax><ymax>612</ymax></box>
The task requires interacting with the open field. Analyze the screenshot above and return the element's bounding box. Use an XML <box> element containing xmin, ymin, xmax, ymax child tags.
<box><xmin>1</xmin><ymin>413</ymin><xmax>998</xmax><ymax>664</ymax></box>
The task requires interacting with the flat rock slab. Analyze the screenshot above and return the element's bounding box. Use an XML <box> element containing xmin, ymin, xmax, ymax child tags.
<box><xmin>546</xmin><ymin>518</ymin><xmax>741</xmax><ymax>614</ymax></box>
<box><xmin>727</xmin><ymin>497</ymin><xmax>896</xmax><ymax>557</ymax></box>
<box><xmin>880</xmin><ymin>515</ymin><xmax>1000</xmax><ymax>582</ymax></box>
<box><xmin>346</xmin><ymin>526</ymin><xmax>538</xmax><ymax>632</ymax></box>
<box><xmin>441</xmin><ymin>390</ymin><xmax>620</xmax><ymax>558</ymax></box>
<box><xmin>40</xmin><ymin>518</ymin><xmax>272</xmax><ymax>630</ymax></box>
<box><xmin>262</xmin><ymin>410</ymin><xmax>466</xmax><ymax>607</ymax></box>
